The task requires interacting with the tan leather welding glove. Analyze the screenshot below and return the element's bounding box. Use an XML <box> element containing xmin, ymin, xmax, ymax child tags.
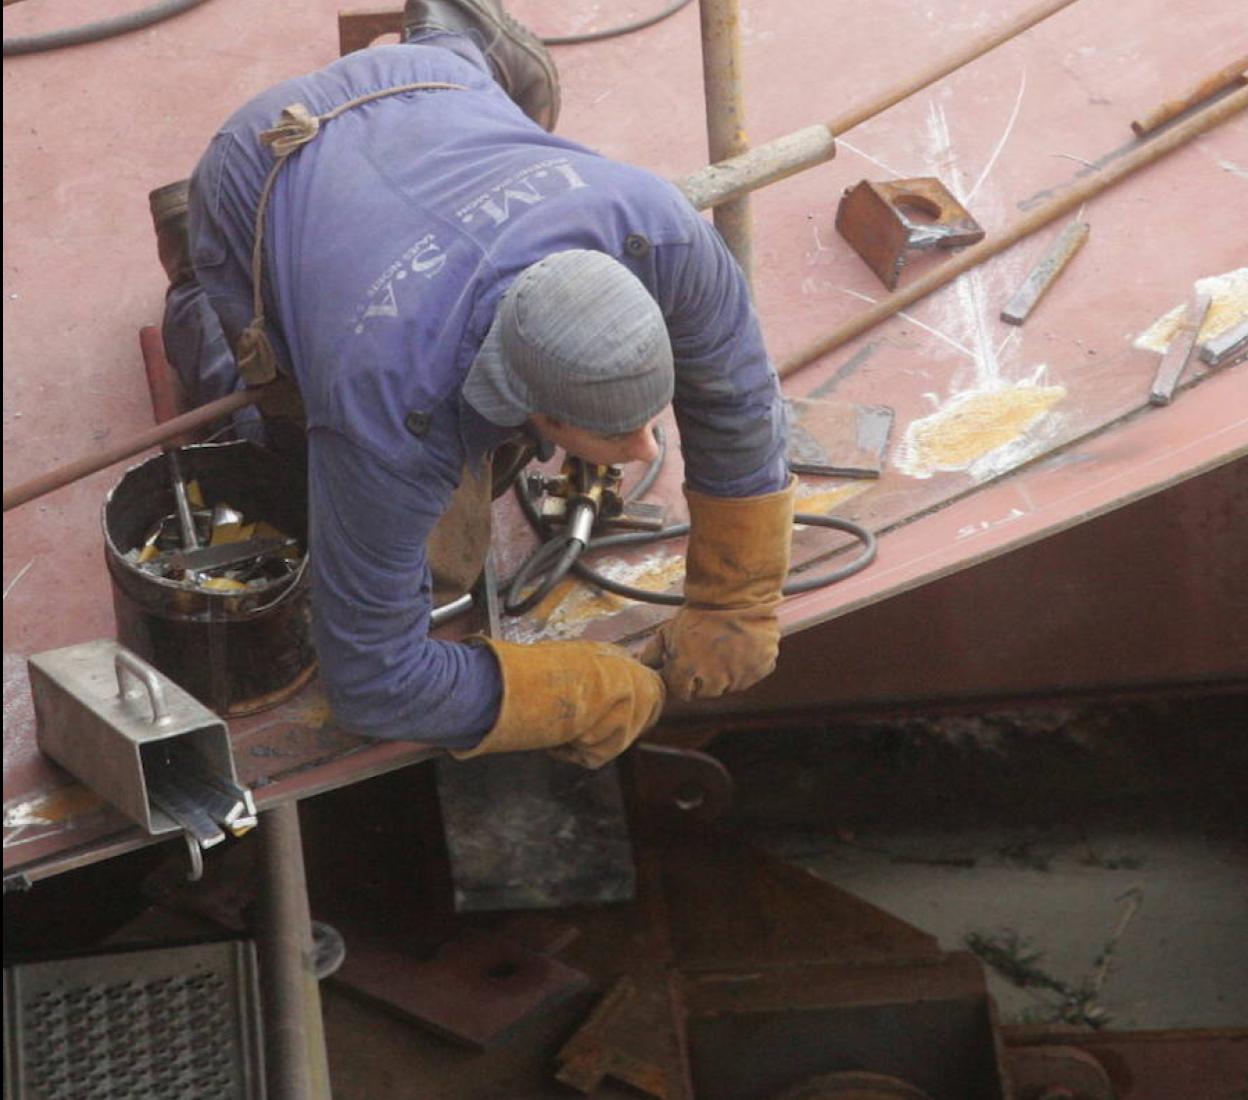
<box><xmin>454</xmin><ymin>638</ymin><xmax>665</xmax><ymax>769</ymax></box>
<box><xmin>641</xmin><ymin>476</ymin><xmax>796</xmax><ymax>701</ymax></box>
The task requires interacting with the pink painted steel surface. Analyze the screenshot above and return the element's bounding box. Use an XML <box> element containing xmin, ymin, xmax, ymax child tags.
<box><xmin>4</xmin><ymin>0</ymin><xmax>1246</xmax><ymax>877</ymax></box>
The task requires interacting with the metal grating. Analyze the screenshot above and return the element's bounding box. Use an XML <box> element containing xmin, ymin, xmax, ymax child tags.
<box><xmin>4</xmin><ymin>940</ymin><xmax>264</xmax><ymax>1100</ymax></box>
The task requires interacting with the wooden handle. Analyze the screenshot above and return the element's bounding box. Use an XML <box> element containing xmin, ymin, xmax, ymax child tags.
<box><xmin>3</xmin><ymin>388</ymin><xmax>262</xmax><ymax>512</ymax></box>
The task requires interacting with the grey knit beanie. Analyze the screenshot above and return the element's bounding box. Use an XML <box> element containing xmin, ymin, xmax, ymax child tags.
<box><xmin>463</xmin><ymin>250</ymin><xmax>674</xmax><ymax>434</ymax></box>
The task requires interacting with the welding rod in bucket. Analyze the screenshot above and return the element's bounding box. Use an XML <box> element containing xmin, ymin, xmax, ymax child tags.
<box><xmin>165</xmin><ymin>449</ymin><xmax>201</xmax><ymax>552</ymax></box>
<box><xmin>165</xmin><ymin>536</ymin><xmax>296</xmax><ymax>575</ymax></box>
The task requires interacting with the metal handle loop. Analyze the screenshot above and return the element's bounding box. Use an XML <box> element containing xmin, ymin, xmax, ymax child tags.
<box><xmin>114</xmin><ymin>649</ymin><xmax>171</xmax><ymax>726</ymax></box>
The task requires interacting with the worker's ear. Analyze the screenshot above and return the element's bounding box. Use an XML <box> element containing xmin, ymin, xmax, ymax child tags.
<box><xmin>523</xmin><ymin>420</ymin><xmax>557</xmax><ymax>462</ymax></box>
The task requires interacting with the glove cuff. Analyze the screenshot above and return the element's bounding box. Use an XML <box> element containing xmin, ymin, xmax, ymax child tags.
<box><xmin>683</xmin><ymin>475</ymin><xmax>797</xmax><ymax>609</ymax></box>
<box><xmin>453</xmin><ymin>637</ymin><xmax>663</xmax><ymax>763</ymax></box>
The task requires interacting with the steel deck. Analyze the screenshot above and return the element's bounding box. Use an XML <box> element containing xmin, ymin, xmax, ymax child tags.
<box><xmin>4</xmin><ymin>0</ymin><xmax>1246</xmax><ymax>879</ymax></box>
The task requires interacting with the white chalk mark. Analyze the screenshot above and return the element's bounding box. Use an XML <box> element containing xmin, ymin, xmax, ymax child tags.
<box><xmin>996</xmin><ymin>326</ymin><xmax>1020</xmax><ymax>359</ymax></box>
<box><xmin>966</xmin><ymin>69</ymin><xmax>1027</xmax><ymax>203</ymax></box>
<box><xmin>923</xmin><ymin>100</ymin><xmax>1003</xmax><ymax>390</ymax></box>
<box><xmin>3</xmin><ymin>825</ymin><xmax>32</xmax><ymax>848</ymax></box>
<box><xmin>1054</xmin><ymin>152</ymin><xmax>1095</xmax><ymax>168</ymax></box>
<box><xmin>836</xmin><ymin>138</ymin><xmax>910</xmax><ymax>180</ymax></box>
<box><xmin>955</xmin><ymin>263</ymin><xmax>1001</xmax><ymax>390</ymax></box>
<box><xmin>1219</xmin><ymin>160</ymin><xmax>1248</xmax><ymax>180</ymax></box>
<box><xmin>957</xmin><ymin>508</ymin><xmax>1027</xmax><ymax>540</ymax></box>
<box><xmin>841</xmin><ymin>288</ymin><xmax>977</xmax><ymax>360</ymax></box>
<box><xmin>3</xmin><ymin>561</ymin><xmax>34</xmax><ymax>601</ymax></box>
<box><xmin>926</xmin><ymin>100</ymin><xmax>963</xmax><ymax>196</ymax></box>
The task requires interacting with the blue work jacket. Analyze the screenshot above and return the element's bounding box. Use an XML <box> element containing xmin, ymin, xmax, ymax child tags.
<box><xmin>187</xmin><ymin>40</ymin><xmax>788</xmax><ymax>747</ymax></box>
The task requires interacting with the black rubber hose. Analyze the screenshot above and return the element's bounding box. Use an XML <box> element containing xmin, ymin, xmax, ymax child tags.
<box><xmin>503</xmin><ymin>430</ymin><xmax>666</xmax><ymax>614</ymax></box>
<box><xmin>3</xmin><ymin>0</ymin><xmax>690</xmax><ymax>60</ymax></box>
<box><xmin>504</xmin><ymin>532</ymin><xmax>585</xmax><ymax>616</ymax></box>
<box><xmin>540</xmin><ymin>0</ymin><xmax>694</xmax><ymax>46</ymax></box>
<box><xmin>508</xmin><ymin>462</ymin><xmax>877</xmax><ymax>611</ymax></box>
<box><xmin>569</xmin><ymin>513</ymin><xmax>877</xmax><ymax>606</ymax></box>
<box><xmin>4</xmin><ymin>0</ymin><xmax>212</xmax><ymax>57</ymax></box>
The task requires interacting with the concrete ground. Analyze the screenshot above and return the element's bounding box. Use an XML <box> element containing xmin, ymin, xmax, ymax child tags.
<box><xmin>714</xmin><ymin>693</ymin><xmax>1248</xmax><ymax>1032</ymax></box>
<box><xmin>756</xmin><ymin>824</ymin><xmax>1248</xmax><ymax>1030</ymax></box>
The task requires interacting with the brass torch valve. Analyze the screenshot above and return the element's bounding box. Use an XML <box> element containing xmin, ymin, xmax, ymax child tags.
<box><xmin>528</xmin><ymin>456</ymin><xmax>665</xmax><ymax>542</ymax></box>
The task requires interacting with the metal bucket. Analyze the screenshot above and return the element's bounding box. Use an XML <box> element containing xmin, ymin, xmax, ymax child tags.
<box><xmin>103</xmin><ymin>441</ymin><xmax>316</xmax><ymax>717</ymax></box>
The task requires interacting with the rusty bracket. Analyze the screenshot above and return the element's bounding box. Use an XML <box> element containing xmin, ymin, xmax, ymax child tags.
<box><xmin>555</xmin><ymin>972</ymin><xmax>692</xmax><ymax>1099</ymax></box>
<box><xmin>1004</xmin><ymin>1046</ymin><xmax>1114</xmax><ymax>1100</ymax></box>
<box><xmin>835</xmin><ymin>177</ymin><xmax>985</xmax><ymax>289</ymax></box>
<box><xmin>632</xmin><ymin>744</ymin><xmax>735</xmax><ymax>825</ymax></box>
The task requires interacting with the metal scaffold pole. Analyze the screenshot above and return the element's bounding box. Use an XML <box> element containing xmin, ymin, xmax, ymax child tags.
<box><xmin>698</xmin><ymin>0</ymin><xmax>754</xmax><ymax>284</ymax></box>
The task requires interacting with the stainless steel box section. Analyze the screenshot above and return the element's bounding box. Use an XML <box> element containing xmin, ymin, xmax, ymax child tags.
<box><xmin>29</xmin><ymin>639</ymin><xmax>234</xmax><ymax>837</ymax></box>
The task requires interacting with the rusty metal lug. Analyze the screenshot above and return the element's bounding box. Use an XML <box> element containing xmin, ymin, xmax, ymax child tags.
<box><xmin>632</xmin><ymin>743</ymin><xmax>735</xmax><ymax>824</ymax></box>
<box><xmin>555</xmin><ymin>971</ymin><xmax>692</xmax><ymax>1098</ymax></box>
<box><xmin>836</xmin><ymin>178</ymin><xmax>985</xmax><ymax>289</ymax></box>
<box><xmin>1006</xmin><ymin>1045</ymin><xmax>1115</xmax><ymax>1100</ymax></box>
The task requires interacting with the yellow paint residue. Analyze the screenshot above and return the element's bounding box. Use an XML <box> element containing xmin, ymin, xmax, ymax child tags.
<box><xmin>210</xmin><ymin>520</ymin><xmax>257</xmax><ymax>546</ymax></box>
<box><xmin>896</xmin><ymin>385</ymin><xmax>1066</xmax><ymax>477</ymax></box>
<box><xmin>531</xmin><ymin>554</ymin><xmax>687</xmax><ymax>633</ymax></box>
<box><xmin>4</xmin><ymin>784</ymin><xmax>105</xmax><ymax>828</ymax></box>
<box><xmin>199</xmin><ymin>577</ymin><xmax>248</xmax><ymax>592</ymax></box>
<box><xmin>1135</xmin><ymin>267</ymin><xmax>1248</xmax><ymax>353</ymax></box>
<box><xmin>1135</xmin><ymin>304</ymin><xmax>1186</xmax><ymax>354</ymax></box>
<box><xmin>795</xmin><ymin>482</ymin><xmax>872</xmax><ymax>515</ymax></box>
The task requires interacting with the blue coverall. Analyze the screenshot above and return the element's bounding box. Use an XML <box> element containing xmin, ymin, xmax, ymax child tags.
<box><xmin>179</xmin><ymin>36</ymin><xmax>789</xmax><ymax>749</ymax></box>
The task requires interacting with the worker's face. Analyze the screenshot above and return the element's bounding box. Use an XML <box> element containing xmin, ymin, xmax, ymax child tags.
<box><xmin>529</xmin><ymin>413</ymin><xmax>661</xmax><ymax>466</ymax></box>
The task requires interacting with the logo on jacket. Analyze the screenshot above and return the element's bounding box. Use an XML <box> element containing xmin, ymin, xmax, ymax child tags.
<box><xmin>352</xmin><ymin>233</ymin><xmax>448</xmax><ymax>334</ymax></box>
<box><xmin>455</xmin><ymin>158</ymin><xmax>589</xmax><ymax>231</ymax></box>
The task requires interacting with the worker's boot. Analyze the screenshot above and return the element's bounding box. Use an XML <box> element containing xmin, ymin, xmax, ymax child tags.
<box><xmin>402</xmin><ymin>0</ymin><xmax>560</xmax><ymax>131</ymax></box>
<box><xmin>148</xmin><ymin>179</ymin><xmax>195</xmax><ymax>288</ymax></box>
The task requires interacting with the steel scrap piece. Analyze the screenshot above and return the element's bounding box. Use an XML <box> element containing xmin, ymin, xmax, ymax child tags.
<box><xmin>835</xmin><ymin>177</ymin><xmax>985</xmax><ymax>289</ymax></box>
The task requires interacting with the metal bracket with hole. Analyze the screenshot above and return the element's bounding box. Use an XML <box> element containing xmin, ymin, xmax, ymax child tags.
<box><xmin>633</xmin><ymin>744</ymin><xmax>735</xmax><ymax>824</ymax></box>
<box><xmin>835</xmin><ymin>177</ymin><xmax>985</xmax><ymax>289</ymax></box>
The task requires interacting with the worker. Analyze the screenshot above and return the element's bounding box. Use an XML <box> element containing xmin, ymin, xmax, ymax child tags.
<box><xmin>149</xmin><ymin>0</ymin><xmax>795</xmax><ymax>769</ymax></box>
